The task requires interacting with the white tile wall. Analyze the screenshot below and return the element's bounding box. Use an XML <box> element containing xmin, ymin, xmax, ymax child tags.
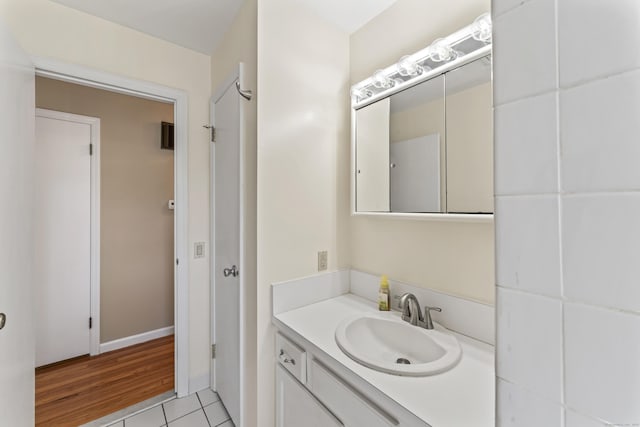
<box><xmin>558</xmin><ymin>0</ymin><xmax>640</xmax><ymax>87</ymax></box>
<box><xmin>494</xmin><ymin>0</ymin><xmax>640</xmax><ymax>424</ymax></box>
<box><xmin>563</xmin><ymin>194</ymin><xmax>640</xmax><ymax>312</ymax></box>
<box><xmin>496</xmin><ymin>196</ymin><xmax>561</xmax><ymax>297</ymax></box>
<box><xmin>496</xmin><ymin>380</ymin><xmax>563</xmax><ymax>427</ymax></box>
<box><xmin>564</xmin><ymin>303</ymin><xmax>640</xmax><ymax>424</ymax></box>
<box><xmin>496</xmin><ymin>288</ymin><xmax>562</xmax><ymax>400</ymax></box>
<box><xmin>561</xmin><ymin>69</ymin><xmax>640</xmax><ymax>192</ymax></box>
<box><xmin>493</xmin><ymin>0</ymin><xmax>557</xmax><ymax>105</ymax></box>
<box><xmin>492</xmin><ymin>0</ymin><xmax>532</xmax><ymax>19</ymax></box>
<box><xmin>494</xmin><ymin>92</ymin><xmax>559</xmax><ymax>195</ymax></box>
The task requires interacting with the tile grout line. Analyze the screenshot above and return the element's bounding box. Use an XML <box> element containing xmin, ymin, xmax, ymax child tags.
<box><xmin>196</xmin><ymin>392</ymin><xmax>213</xmax><ymax>427</ymax></box>
<box><xmin>161</xmin><ymin>402</ymin><xmax>168</xmax><ymax>426</ymax></box>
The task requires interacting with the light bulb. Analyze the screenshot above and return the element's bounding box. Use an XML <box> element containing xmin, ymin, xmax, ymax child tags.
<box><xmin>372</xmin><ymin>69</ymin><xmax>394</xmax><ymax>89</ymax></box>
<box><xmin>397</xmin><ymin>55</ymin><xmax>423</xmax><ymax>77</ymax></box>
<box><xmin>350</xmin><ymin>86</ymin><xmax>373</xmax><ymax>101</ymax></box>
<box><xmin>472</xmin><ymin>13</ymin><xmax>492</xmax><ymax>42</ymax></box>
<box><xmin>429</xmin><ymin>38</ymin><xmax>455</xmax><ymax>62</ymax></box>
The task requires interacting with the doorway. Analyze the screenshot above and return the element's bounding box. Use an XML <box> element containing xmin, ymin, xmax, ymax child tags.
<box><xmin>30</xmin><ymin>58</ymin><xmax>189</xmax><ymax>426</ymax></box>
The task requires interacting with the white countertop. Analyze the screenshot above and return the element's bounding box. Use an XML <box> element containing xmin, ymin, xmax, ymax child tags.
<box><xmin>273</xmin><ymin>293</ymin><xmax>495</xmax><ymax>427</ymax></box>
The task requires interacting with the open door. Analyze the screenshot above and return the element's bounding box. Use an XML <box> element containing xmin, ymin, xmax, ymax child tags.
<box><xmin>0</xmin><ymin>21</ymin><xmax>36</xmax><ymax>426</ymax></box>
<box><xmin>211</xmin><ymin>68</ymin><xmax>245</xmax><ymax>426</ymax></box>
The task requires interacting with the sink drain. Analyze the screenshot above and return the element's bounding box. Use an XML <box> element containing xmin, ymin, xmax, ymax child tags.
<box><xmin>396</xmin><ymin>357</ymin><xmax>411</xmax><ymax>364</ymax></box>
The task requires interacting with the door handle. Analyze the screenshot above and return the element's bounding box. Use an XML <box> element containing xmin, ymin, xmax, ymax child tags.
<box><xmin>223</xmin><ymin>265</ymin><xmax>239</xmax><ymax>277</ymax></box>
<box><xmin>0</xmin><ymin>313</ymin><xmax>6</xmax><ymax>330</ymax></box>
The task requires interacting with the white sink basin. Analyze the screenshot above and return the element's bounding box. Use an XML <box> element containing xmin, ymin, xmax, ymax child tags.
<box><xmin>335</xmin><ymin>313</ymin><xmax>462</xmax><ymax>376</ymax></box>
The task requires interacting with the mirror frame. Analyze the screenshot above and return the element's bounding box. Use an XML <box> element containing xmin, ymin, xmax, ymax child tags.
<box><xmin>350</xmin><ymin>20</ymin><xmax>494</xmax><ymax>222</ymax></box>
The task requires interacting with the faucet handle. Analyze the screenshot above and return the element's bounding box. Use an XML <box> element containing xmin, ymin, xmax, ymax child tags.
<box><xmin>423</xmin><ymin>306</ymin><xmax>442</xmax><ymax>330</ymax></box>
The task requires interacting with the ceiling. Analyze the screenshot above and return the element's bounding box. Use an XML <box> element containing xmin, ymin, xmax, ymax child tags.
<box><xmin>49</xmin><ymin>0</ymin><xmax>399</xmax><ymax>55</ymax></box>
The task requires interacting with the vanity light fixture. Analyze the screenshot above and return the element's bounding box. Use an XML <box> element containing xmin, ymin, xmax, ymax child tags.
<box><xmin>351</xmin><ymin>13</ymin><xmax>492</xmax><ymax>106</ymax></box>
<box><xmin>397</xmin><ymin>55</ymin><xmax>425</xmax><ymax>77</ymax></box>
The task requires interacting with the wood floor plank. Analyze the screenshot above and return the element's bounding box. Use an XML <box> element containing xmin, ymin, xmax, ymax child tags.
<box><xmin>35</xmin><ymin>335</ymin><xmax>174</xmax><ymax>426</ymax></box>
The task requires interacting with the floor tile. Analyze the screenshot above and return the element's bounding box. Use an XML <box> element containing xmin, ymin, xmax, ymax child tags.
<box><xmin>215</xmin><ymin>420</ymin><xmax>234</xmax><ymax>427</ymax></box>
<box><xmin>107</xmin><ymin>422</ymin><xmax>124</xmax><ymax>427</ymax></box>
<box><xmin>204</xmin><ymin>401</ymin><xmax>230</xmax><ymax>426</ymax></box>
<box><xmin>124</xmin><ymin>405</ymin><xmax>166</xmax><ymax>427</ymax></box>
<box><xmin>163</xmin><ymin>394</ymin><xmax>201</xmax><ymax>423</ymax></box>
<box><xmin>197</xmin><ymin>389</ymin><xmax>220</xmax><ymax>407</ymax></box>
<box><xmin>168</xmin><ymin>409</ymin><xmax>209</xmax><ymax>427</ymax></box>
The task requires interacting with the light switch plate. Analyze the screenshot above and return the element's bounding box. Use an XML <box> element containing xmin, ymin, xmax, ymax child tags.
<box><xmin>317</xmin><ymin>251</ymin><xmax>328</xmax><ymax>271</ymax></box>
<box><xmin>194</xmin><ymin>242</ymin><xmax>206</xmax><ymax>259</ymax></box>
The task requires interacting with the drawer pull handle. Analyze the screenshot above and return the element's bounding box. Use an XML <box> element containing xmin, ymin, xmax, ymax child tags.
<box><xmin>279</xmin><ymin>349</ymin><xmax>296</xmax><ymax>365</ymax></box>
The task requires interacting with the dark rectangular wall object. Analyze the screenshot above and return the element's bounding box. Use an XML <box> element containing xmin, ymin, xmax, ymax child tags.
<box><xmin>161</xmin><ymin>121</ymin><xmax>174</xmax><ymax>150</ymax></box>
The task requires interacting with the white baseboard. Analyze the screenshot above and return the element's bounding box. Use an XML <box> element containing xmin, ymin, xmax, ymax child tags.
<box><xmin>100</xmin><ymin>326</ymin><xmax>175</xmax><ymax>354</ymax></box>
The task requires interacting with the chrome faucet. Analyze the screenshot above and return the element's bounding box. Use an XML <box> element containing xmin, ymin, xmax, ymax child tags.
<box><xmin>399</xmin><ymin>293</ymin><xmax>442</xmax><ymax>330</ymax></box>
<box><xmin>400</xmin><ymin>293</ymin><xmax>423</xmax><ymax>326</ymax></box>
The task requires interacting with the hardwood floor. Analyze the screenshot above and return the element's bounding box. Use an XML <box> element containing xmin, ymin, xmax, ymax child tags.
<box><xmin>36</xmin><ymin>335</ymin><xmax>174</xmax><ymax>427</ymax></box>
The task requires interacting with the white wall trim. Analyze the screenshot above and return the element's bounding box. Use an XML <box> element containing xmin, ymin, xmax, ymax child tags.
<box><xmin>32</xmin><ymin>56</ymin><xmax>190</xmax><ymax>397</ymax></box>
<box><xmin>100</xmin><ymin>326</ymin><xmax>175</xmax><ymax>354</ymax></box>
<box><xmin>35</xmin><ymin>108</ymin><xmax>102</xmax><ymax>357</ymax></box>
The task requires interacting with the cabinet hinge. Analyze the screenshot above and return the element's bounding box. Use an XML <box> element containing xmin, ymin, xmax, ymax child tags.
<box><xmin>89</xmin><ymin>317</ymin><xmax>93</xmax><ymax>329</ymax></box>
<box><xmin>211</xmin><ymin>344</ymin><xmax>216</xmax><ymax>359</ymax></box>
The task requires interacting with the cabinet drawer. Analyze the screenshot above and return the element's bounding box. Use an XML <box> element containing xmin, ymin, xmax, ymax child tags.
<box><xmin>276</xmin><ymin>332</ymin><xmax>307</xmax><ymax>384</ymax></box>
<box><xmin>308</xmin><ymin>358</ymin><xmax>399</xmax><ymax>427</ymax></box>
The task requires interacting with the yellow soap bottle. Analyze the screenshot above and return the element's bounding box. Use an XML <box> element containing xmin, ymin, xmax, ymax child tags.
<box><xmin>378</xmin><ymin>275</ymin><xmax>390</xmax><ymax>311</ymax></box>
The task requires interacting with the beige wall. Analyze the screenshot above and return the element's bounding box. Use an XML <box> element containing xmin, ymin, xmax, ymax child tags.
<box><xmin>350</xmin><ymin>0</ymin><xmax>495</xmax><ymax>304</ymax></box>
<box><xmin>2</xmin><ymin>0</ymin><xmax>212</xmax><ymax>389</ymax></box>
<box><xmin>447</xmin><ymin>82</ymin><xmax>493</xmax><ymax>213</ymax></box>
<box><xmin>36</xmin><ymin>76</ymin><xmax>174</xmax><ymax>343</ymax></box>
<box><xmin>210</xmin><ymin>0</ymin><xmax>258</xmax><ymax>425</ymax></box>
<box><xmin>256</xmin><ymin>0</ymin><xmax>351</xmax><ymax>424</ymax></box>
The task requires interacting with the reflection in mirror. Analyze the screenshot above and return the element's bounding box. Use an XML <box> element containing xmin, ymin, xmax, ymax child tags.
<box><xmin>389</xmin><ymin>75</ymin><xmax>445</xmax><ymax>213</ymax></box>
<box><xmin>445</xmin><ymin>57</ymin><xmax>493</xmax><ymax>213</ymax></box>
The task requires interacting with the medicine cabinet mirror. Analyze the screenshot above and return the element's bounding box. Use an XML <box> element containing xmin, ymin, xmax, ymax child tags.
<box><xmin>351</xmin><ymin>14</ymin><xmax>493</xmax><ymax>218</ymax></box>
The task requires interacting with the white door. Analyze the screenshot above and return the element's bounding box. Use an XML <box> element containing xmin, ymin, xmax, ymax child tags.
<box><xmin>0</xmin><ymin>22</ymin><xmax>36</xmax><ymax>426</ymax></box>
<box><xmin>34</xmin><ymin>110</ymin><xmax>94</xmax><ymax>367</ymax></box>
<box><xmin>389</xmin><ymin>134</ymin><xmax>441</xmax><ymax>213</ymax></box>
<box><xmin>213</xmin><ymin>80</ymin><xmax>241</xmax><ymax>424</ymax></box>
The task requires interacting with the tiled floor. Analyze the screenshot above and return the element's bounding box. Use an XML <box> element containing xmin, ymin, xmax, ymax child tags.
<box><xmin>107</xmin><ymin>389</ymin><xmax>234</xmax><ymax>427</ymax></box>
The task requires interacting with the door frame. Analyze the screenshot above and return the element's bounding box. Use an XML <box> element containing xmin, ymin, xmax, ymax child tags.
<box><xmin>210</xmin><ymin>62</ymin><xmax>247</xmax><ymax>424</ymax></box>
<box><xmin>32</xmin><ymin>56</ymin><xmax>190</xmax><ymax>397</ymax></box>
<box><xmin>35</xmin><ymin>108</ymin><xmax>101</xmax><ymax>357</ymax></box>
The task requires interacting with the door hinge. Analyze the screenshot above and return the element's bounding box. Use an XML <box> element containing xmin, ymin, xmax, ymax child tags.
<box><xmin>203</xmin><ymin>125</ymin><xmax>215</xmax><ymax>143</ymax></box>
<box><xmin>89</xmin><ymin>143</ymin><xmax>93</xmax><ymax>156</ymax></box>
<box><xmin>176</xmin><ymin>258</ymin><xmax>179</xmax><ymax>266</ymax></box>
<box><xmin>89</xmin><ymin>317</ymin><xmax>93</xmax><ymax>329</ymax></box>
<box><xmin>211</xmin><ymin>344</ymin><xmax>216</xmax><ymax>359</ymax></box>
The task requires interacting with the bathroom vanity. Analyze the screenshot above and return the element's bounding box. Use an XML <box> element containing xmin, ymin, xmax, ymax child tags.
<box><xmin>271</xmin><ymin>270</ymin><xmax>495</xmax><ymax>427</ymax></box>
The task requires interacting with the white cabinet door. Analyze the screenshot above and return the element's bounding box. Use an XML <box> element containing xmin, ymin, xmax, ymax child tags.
<box><xmin>0</xmin><ymin>21</ymin><xmax>36</xmax><ymax>426</ymax></box>
<box><xmin>276</xmin><ymin>365</ymin><xmax>342</xmax><ymax>427</ymax></box>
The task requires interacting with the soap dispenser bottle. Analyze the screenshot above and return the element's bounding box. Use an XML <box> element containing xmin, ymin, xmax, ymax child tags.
<box><xmin>378</xmin><ymin>275</ymin><xmax>390</xmax><ymax>311</ymax></box>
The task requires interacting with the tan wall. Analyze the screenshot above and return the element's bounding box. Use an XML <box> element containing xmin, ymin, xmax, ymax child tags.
<box><xmin>210</xmin><ymin>0</ymin><xmax>257</xmax><ymax>424</ymax></box>
<box><xmin>349</xmin><ymin>0</ymin><xmax>495</xmax><ymax>304</ymax></box>
<box><xmin>256</xmin><ymin>0</ymin><xmax>351</xmax><ymax>424</ymax></box>
<box><xmin>36</xmin><ymin>76</ymin><xmax>174</xmax><ymax>343</ymax></box>
<box><xmin>3</xmin><ymin>0</ymin><xmax>212</xmax><ymax>388</ymax></box>
<box><xmin>447</xmin><ymin>82</ymin><xmax>493</xmax><ymax>213</ymax></box>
